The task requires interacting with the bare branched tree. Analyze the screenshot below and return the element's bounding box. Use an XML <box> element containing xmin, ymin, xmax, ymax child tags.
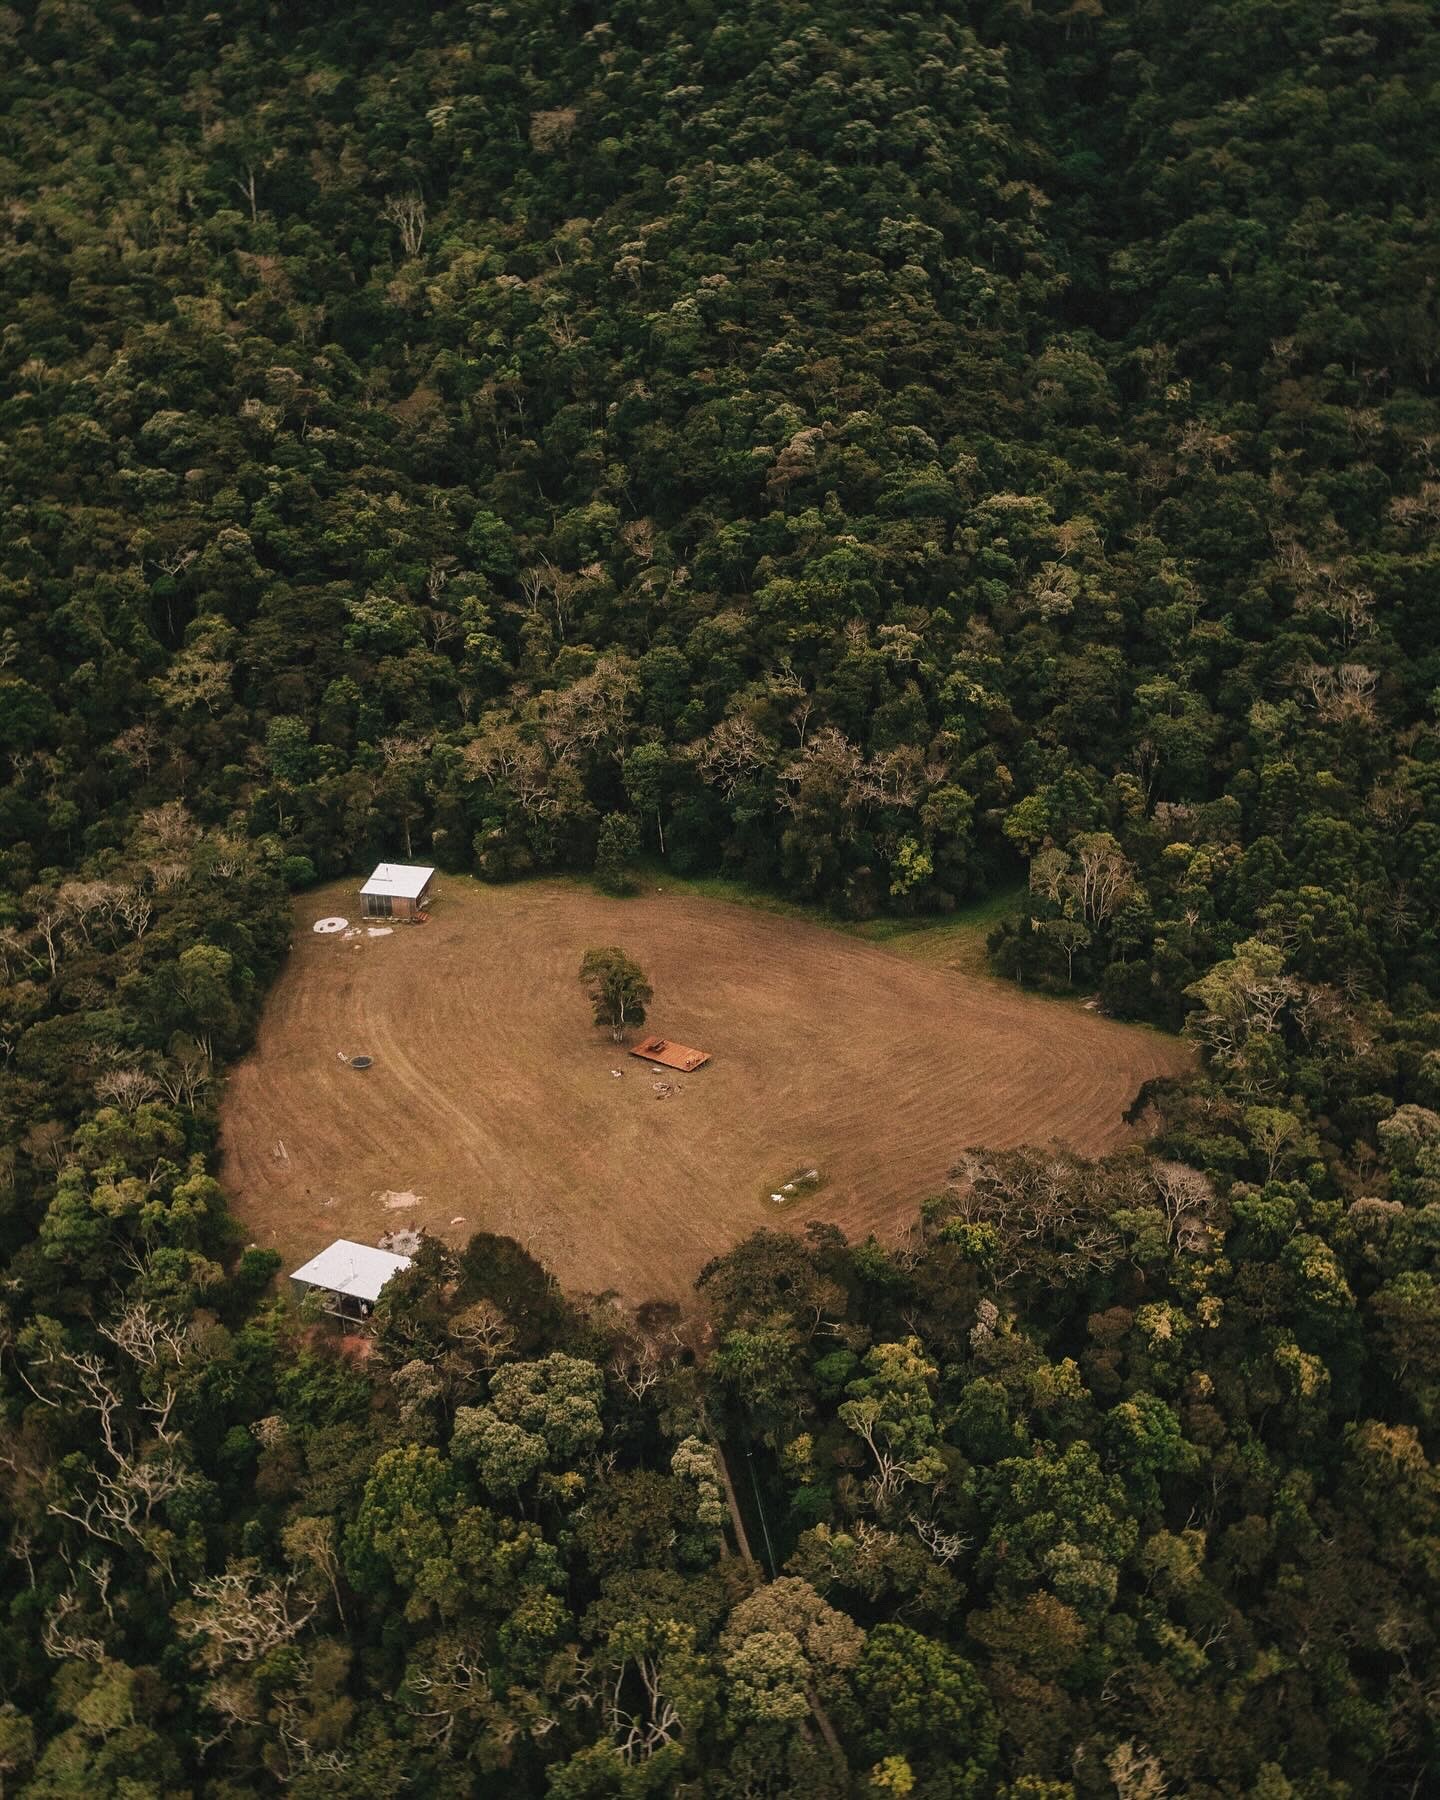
<box><xmin>41</xmin><ymin>1590</ymin><xmax>106</xmax><ymax>1664</ymax></box>
<box><xmin>691</xmin><ymin>714</ymin><xmax>775</xmax><ymax>799</ymax></box>
<box><xmin>1296</xmin><ymin>660</ymin><xmax>1379</xmax><ymax>725</ymax></box>
<box><xmin>155</xmin><ymin>1037</ymin><xmax>212</xmax><ymax>1110</ymax></box>
<box><xmin>382</xmin><ymin>193</ymin><xmax>426</xmax><ymax>258</ymax></box>
<box><xmin>449</xmin><ymin>1299</ymin><xmax>517</xmax><ymax>1371</ymax></box>
<box><xmin>176</xmin><ymin>1559</ymin><xmax>318</xmax><ymax>1669</ymax></box>
<box><xmin>94</xmin><ymin>1067</ymin><xmax>162</xmax><ymax>1111</ymax></box>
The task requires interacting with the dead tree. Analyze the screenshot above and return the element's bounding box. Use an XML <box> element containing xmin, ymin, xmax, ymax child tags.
<box><xmin>383</xmin><ymin>193</ymin><xmax>426</xmax><ymax>258</ymax></box>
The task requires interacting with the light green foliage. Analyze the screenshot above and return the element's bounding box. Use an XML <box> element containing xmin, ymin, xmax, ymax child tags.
<box><xmin>720</xmin><ymin>1577</ymin><xmax>864</xmax><ymax>1701</ymax></box>
<box><xmin>839</xmin><ymin>1338</ymin><xmax>945</xmax><ymax>1502</ymax></box>
<box><xmin>854</xmin><ymin>1625</ymin><xmax>997</xmax><ymax>1796</ymax></box>
<box><xmin>888</xmin><ymin>836</ymin><xmax>933</xmax><ymax>898</ymax></box>
<box><xmin>978</xmin><ymin>1441</ymin><xmax>1139</xmax><ymax>1616</ymax></box>
<box><xmin>1100</xmin><ymin>1393</ymin><xmax>1201</xmax><ymax>1516</ymax></box>
<box><xmin>720</xmin><ymin>1630</ymin><xmax>812</xmax><ymax>1725</ymax></box>
<box><xmin>1377</xmin><ymin>1105</ymin><xmax>1440</xmax><ymax>1201</ymax></box>
<box><xmin>623</xmin><ymin>742</ymin><xmax>670</xmax><ymax>855</ymax></box>
<box><xmin>578</xmin><ymin>946</ymin><xmax>653</xmax><ymax>1042</ymax></box>
<box><xmin>670</xmin><ymin>1436</ymin><xmax>726</xmax><ymax>1529</ymax></box>
<box><xmin>1184</xmin><ymin>940</ymin><xmax>1299</xmax><ymax>1086</ymax></box>
<box><xmin>344</xmin><ymin>1444</ymin><xmax>465</xmax><ymax>1612</ymax></box>
<box><xmin>345</xmin><ymin>1443</ymin><xmax>564</xmax><ymax>1635</ymax></box>
<box><xmin>453</xmin><ymin>1353</ymin><xmax>604</xmax><ymax>1496</ymax></box>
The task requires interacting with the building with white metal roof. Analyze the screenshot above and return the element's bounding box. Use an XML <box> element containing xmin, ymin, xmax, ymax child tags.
<box><xmin>290</xmin><ymin>1239</ymin><xmax>412</xmax><ymax>1316</ymax></box>
<box><xmin>359</xmin><ymin>862</ymin><xmax>435</xmax><ymax>919</ymax></box>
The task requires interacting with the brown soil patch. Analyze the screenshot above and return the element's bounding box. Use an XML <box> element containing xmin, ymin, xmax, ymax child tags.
<box><xmin>220</xmin><ymin>879</ymin><xmax>1191</xmax><ymax>1301</ymax></box>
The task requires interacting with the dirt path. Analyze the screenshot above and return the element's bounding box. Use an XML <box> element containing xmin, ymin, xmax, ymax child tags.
<box><xmin>219</xmin><ymin>879</ymin><xmax>1190</xmax><ymax>1301</ymax></box>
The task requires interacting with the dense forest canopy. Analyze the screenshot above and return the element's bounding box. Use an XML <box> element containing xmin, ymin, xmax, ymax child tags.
<box><xmin>0</xmin><ymin>0</ymin><xmax>1437</xmax><ymax>1793</ymax></box>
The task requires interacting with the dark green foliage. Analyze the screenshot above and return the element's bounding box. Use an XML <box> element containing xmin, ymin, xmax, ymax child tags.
<box><xmin>0</xmin><ymin>0</ymin><xmax>1436</xmax><ymax>1792</ymax></box>
<box><xmin>594</xmin><ymin>813</ymin><xmax>643</xmax><ymax>895</ymax></box>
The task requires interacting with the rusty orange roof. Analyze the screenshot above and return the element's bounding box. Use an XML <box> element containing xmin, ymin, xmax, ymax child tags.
<box><xmin>630</xmin><ymin>1035</ymin><xmax>710</xmax><ymax>1073</ymax></box>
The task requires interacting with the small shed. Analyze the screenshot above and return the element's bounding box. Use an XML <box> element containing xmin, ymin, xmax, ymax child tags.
<box><xmin>360</xmin><ymin>862</ymin><xmax>435</xmax><ymax>921</ymax></box>
<box><xmin>290</xmin><ymin>1239</ymin><xmax>412</xmax><ymax>1321</ymax></box>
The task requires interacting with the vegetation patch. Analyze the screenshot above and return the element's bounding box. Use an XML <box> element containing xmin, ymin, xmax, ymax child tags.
<box><xmin>760</xmin><ymin>1166</ymin><xmax>828</xmax><ymax>1213</ymax></box>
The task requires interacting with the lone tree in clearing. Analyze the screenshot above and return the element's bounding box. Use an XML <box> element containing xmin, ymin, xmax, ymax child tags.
<box><xmin>579</xmin><ymin>947</ymin><xmax>652</xmax><ymax>1043</ymax></box>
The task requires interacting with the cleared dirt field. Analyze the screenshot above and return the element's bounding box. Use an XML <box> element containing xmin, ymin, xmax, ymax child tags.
<box><xmin>220</xmin><ymin>879</ymin><xmax>1191</xmax><ymax>1301</ymax></box>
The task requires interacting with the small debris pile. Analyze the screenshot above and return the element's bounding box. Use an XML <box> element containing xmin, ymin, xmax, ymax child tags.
<box><xmin>765</xmin><ymin>1167</ymin><xmax>824</xmax><ymax>1207</ymax></box>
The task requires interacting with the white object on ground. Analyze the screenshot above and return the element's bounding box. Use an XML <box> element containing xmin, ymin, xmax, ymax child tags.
<box><xmin>379</xmin><ymin>1189</ymin><xmax>423</xmax><ymax>1210</ymax></box>
<box><xmin>450</xmin><ymin>1216</ymin><xmax>466</xmax><ymax>1226</ymax></box>
<box><xmin>367</xmin><ymin>927</ymin><xmax>393</xmax><ymax>938</ymax></box>
<box><xmin>771</xmin><ymin>1193</ymin><xmax>785</xmax><ymax>1203</ymax></box>
<box><xmin>313</xmin><ymin>917</ymin><xmax>348</xmax><ymax>934</ymax></box>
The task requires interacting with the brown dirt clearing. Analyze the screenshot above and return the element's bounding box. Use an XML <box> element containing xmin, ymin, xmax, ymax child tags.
<box><xmin>220</xmin><ymin>878</ymin><xmax>1191</xmax><ymax>1301</ymax></box>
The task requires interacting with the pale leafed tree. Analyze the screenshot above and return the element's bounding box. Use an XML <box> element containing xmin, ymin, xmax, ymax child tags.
<box><xmin>1108</xmin><ymin>1739</ymin><xmax>1169</xmax><ymax>1800</ymax></box>
<box><xmin>779</xmin><ymin>726</ymin><xmax>865</xmax><ymax>815</ymax></box>
<box><xmin>23</xmin><ymin>890</ymin><xmax>66</xmax><ymax>979</ymax></box>
<box><xmin>1069</xmin><ymin>832</ymin><xmax>1137</xmax><ymax>927</ymax></box>
<box><xmin>539</xmin><ymin>654</ymin><xmax>638</xmax><ymax>764</ymax></box>
<box><xmin>1295</xmin><ymin>564</ymin><xmax>1376</xmax><ymax>647</ymax></box>
<box><xmin>151</xmin><ymin>642</ymin><xmax>233</xmax><ymax>716</ymax></box>
<box><xmin>1149</xmin><ymin>1161</ymin><xmax>1217</xmax><ymax>1248</ymax></box>
<box><xmin>1184</xmin><ymin>938</ymin><xmax>1301</xmax><ymax>1071</ymax></box>
<box><xmin>281</xmin><ymin>1516</ymin><xmax>346</xmax><ymax>1622</ymax></box>
<box><xmin>111</xmin><ymin>721</ymin><xmax>162</xmax><ymax>775</ymax></box>
<box><xmin>0</xmin><ymin>924</ymin><xmax>43</xmax><ymax>980</ymax></box>
<box><xmin>136</xmin><ymin>799</ymin><xmax>196</xmax><ymax>852</ymax></box>
<box><xmin>518</xmin><ymin>555</ymin><xmax>580</xmax><ymax>641</ymax></box>
<box><xmin>529</xmin><ymin>108</ymin><xmax>578</xmax><ymax>151</ymax></box>
<box><xmin>1029</xmin><ymin>845</ymin><xmax>1072</xmax><ymax>906</ymax></box>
